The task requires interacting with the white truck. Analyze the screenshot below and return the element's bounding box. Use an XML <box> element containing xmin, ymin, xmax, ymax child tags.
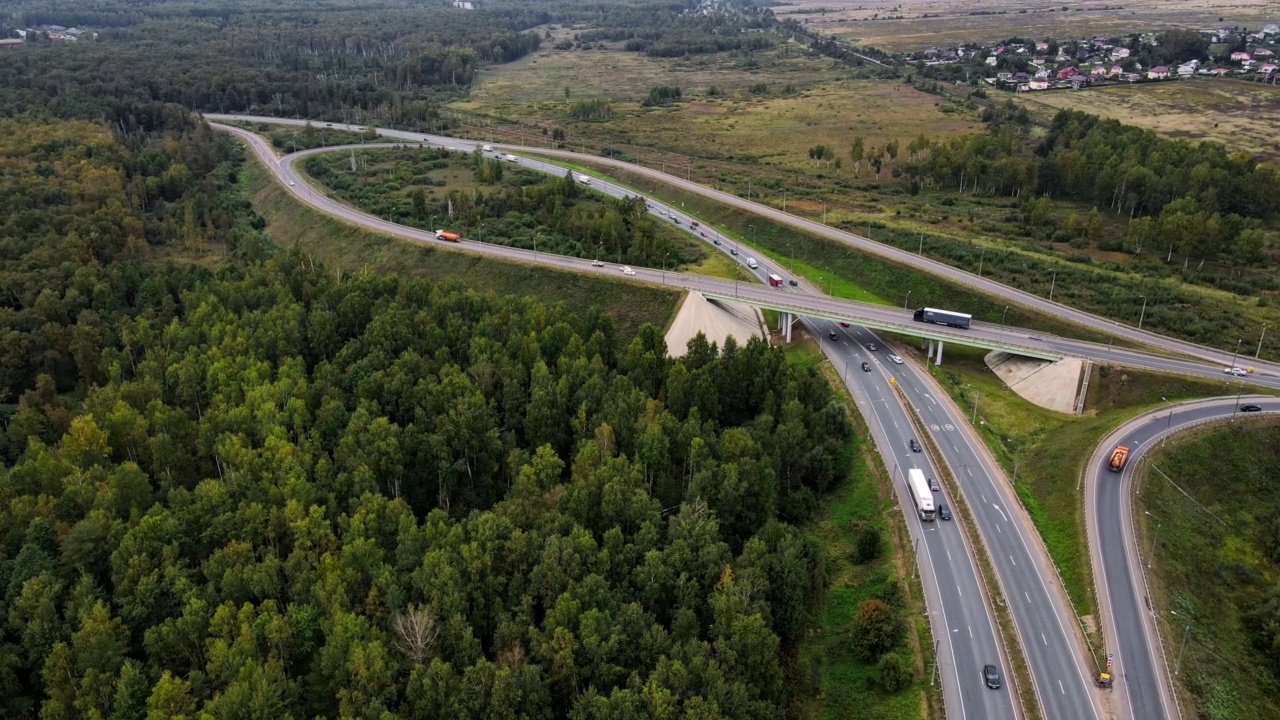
<box><xmin>575</xmin><ymin>174</ymin><xmax>592</xmax><ymax>185</ymax></box>
<box><xmin>907</xmin><ymin>468</ymin><xmax>936</xmax><ymax>521</ymax></box>
<box><xmin>746</xmin><ymin>257</ymin><xmax>758</xmax><ymax>269</ymax></box>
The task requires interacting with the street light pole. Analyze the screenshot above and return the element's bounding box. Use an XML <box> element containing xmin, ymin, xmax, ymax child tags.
<box><xmin>662</xmin><ymin>252</ymin><xmax>669</xmax><ymax>284</ymax></box>
<box><xmin>1000</xmin><ymin>305</ymin><xmax>1010</xmax><ymax>339</ymax></box>
<box><xmin>978</xmin><ymin>247</ymin><xmax>986</xmax><ymax>277</ymax></box>
<box><xmin>904</xmin><ymin>290</ymin><xmax>912</xmax><ymax>310</ymax></box>
<box><xmin>1174</xmin><ymin>615</ymin><xmax>1192</xmax><ymax>676</ymax></box>
<box><xmin>1145</xmin><ymin>513</ymin><xmax>1160</xmax><ymax>569</ymax></box>
<box><xmin>1257</xmin><ymin>324</ymin><xmax>1268</xmax><ymax>359</ymax></box>
<box><xmin>1049</xmin><ymin>271</ymin><xmax>1057</xmax><ymax>302</ymax></box>
<box><xmin>1230</xmin><ymin>338</ymin><xmax>1243</xmax><ymax>372</ymax></box>
<box><xmin>1138</xmin><ymin>295</ymin><xmax>1148</xmax><ymax>331</ymax></box>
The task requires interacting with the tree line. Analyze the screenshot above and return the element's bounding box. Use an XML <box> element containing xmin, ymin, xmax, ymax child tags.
<box><xmin>902</xmin><ymin>106</ymin><xmax>1280</xmax><ymax>265</ymax></box>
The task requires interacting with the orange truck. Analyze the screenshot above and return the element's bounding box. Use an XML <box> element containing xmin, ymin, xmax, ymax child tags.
<box><xmin>435</xmin><ymin>230</ymin><xmax>460</xmax><ymax>242</ymax></box>
<box><xmin>1108</xmin><ymin>445</ymin><xmax>1130</xmax><ymax>472</ymax></box>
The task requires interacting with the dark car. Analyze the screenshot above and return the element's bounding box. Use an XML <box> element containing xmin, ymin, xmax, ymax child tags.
<box><xmin>840</xmin><ymin>321</ymin><xmax>850</xmax><ymax>327</ymax></box>
<box><xmin>1241</xmin><ymin>403</ymin><xmax>1263</xmax><ymax>412</ymax></box>
<box><xmin>827</xmin><ymin>330</ymin><xmax>839</xmax><ymax>341</ymax></box>
<box><xmin>713</xmin><ymin>238</ymin><xmax>720</xmax><ymax>245</ymax></box>
<box><xmin>673</xmin><ymin>218</ymin><xmax>680</xmax><ymax>225</ymax></box>
<box><xmin>867</xmin><ymin>342</ymin><xmax>878</xmax><ymax>351</ymax></box>
<box><xmin>983</xmin><ymin>664</ymin><xmax>1002</xmax><ymax>690</ymax></box>
<box><xmin>938</xmin><ymin>504</ymin><xmax>951</xmax><ymax>521</ymax></box>
<box><xmin>730</xmin><ymin>248</ymin><xmax>738</xmax><ymax>256</ymax></box>
<box><xmin>691</xmin><ymin>221</ymin><xmax>700</xmax><ymax>228</ymax></box>
<box><xmin>909</xmin><ymin>439</ymin><xmax>922</xmax><ymax>453</ymax></box>
<box><xmin>861</xmin><ymin>362</ymin><xmax>871</xmax><ymax>372</ymax></box>
<box><xmin>788</xmin><ymin>279</ymin><xmax>799</xmax><ymax>287</ymax></box>
<box><xmin>928</xmin><ymin>477</ymin><xmax>940</xmax><ymax>492</ymax></box>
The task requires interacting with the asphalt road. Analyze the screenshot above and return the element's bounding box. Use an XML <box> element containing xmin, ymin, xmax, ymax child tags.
<box><xmin>1088</xmin><ymin>397</ymin><xmax>1280</xmax><ymax>720</ymax></box>
<box><xmin>206</xmin><ymin>114</ymin><xmax>1280</xmax><ymax>379</ymax></box>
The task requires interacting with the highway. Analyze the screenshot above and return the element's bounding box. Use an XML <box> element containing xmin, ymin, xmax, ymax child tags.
<box><xmin>1088</xmin><ymin>397</ymin><xmax>1280</xmax><ymax>720</ymax></box>
<box><xmin>206</xmin><ymin>114</ymin><xmax>1280</xmax><ymax>380</ymax></box>
<box><xmin>212</xmin><ymin>120</ymin><xmax>1110</xmax><ymax>718</ymax></box>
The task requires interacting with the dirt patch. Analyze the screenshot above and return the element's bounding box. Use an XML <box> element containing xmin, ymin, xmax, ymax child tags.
<box><xmin>664</xmin><ymin>292</ymin><xmax>764</xmax><ymax>356</ymax></box>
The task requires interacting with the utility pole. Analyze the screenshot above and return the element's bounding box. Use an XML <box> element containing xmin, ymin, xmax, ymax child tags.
<box><xmin>1257</xmin><ymin>324</ymin><xmax>1268</xmax><ymax>359</ymax></box>
<box><xmin>1049</xmin><ymin>271</ymin><xmax>1057</xmax><ymax>302</ymax></box>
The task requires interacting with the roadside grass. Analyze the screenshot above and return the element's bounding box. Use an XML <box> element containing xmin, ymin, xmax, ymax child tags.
<box><xmin>688</xmin><ymin>248</ymin><xmax>753</xmax><ymax>281</ymax></box>
<box><xmin>1013</xmin><ymin>78</ymin><xmax>1280</xmax><ymax>161</ymax></box>
<box><xmin>241</xmin><ymin>160</ymin><xmax>681</xmax><ymax>340</ymax></box>
<box><xmin>1139</xmin><ymin>422</ymin><xmax>1280</xmax><ymax>720</ymax></box>
<box><xmin>791</xmin><ymin>339</ymin><xmax>936</xmax><ymax>720</ymax></box>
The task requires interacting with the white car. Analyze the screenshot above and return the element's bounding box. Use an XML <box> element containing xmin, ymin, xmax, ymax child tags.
<box><xmin>288</xmin><ymin>181</ymin><xmax>296</xmax><ymax>186</ymax></box>
<box><xmin>889</xmin><ymin>354</ymin><xmax>904</xmax><ymax>365</ymax></box>
<box><xmin>1224</xmin><ymin>367</ymin><xmax>1248</xmax><ymax>376</ymax></box>
<box><xmin>621</xmin><ymin>266</ymin><xmax>636</xmax><ymax>276</ymax></box>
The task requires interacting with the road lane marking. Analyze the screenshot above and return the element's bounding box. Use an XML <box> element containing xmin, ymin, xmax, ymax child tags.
<box><xmin>1059</xmin><ymin>680</ymin><xmax>1065</xmax><ymax>694</ymax></box>
<box><xmin>1041</xmin><ymin>633</ymin><xmax>1047</xmax><ymax>645</ymax></box>
<box><xmin>993</xmin><ymin>504</ymin><xmax>1009</xmax><ymax>522</ymax></box>
<box><xmin>968</xmin><ymin>626</ymin><xmax>973</xmax><ymax>638</ymax></box>
<box><xmin>1010</xmin><ymin>555</ymin><xmax>1017</xmax><ymax>566</ymax></box>
<box><xmin>1025</xmin><ymin>591</ymin><xmax>1031</xmax><ymax>604</ymax></box>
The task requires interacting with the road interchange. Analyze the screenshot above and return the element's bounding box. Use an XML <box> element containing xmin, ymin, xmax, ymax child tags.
<box><xmin>210</xmin><ymin>116</ymin><xmax>1278</xmax><ymax>720</ymax></box>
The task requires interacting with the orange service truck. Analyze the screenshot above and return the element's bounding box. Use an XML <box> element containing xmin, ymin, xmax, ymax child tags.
<box><xmin>435</xmin><ymin>230</ymin><xmax>461</xmax><ymax>243</ymax></box>
<box><xmin>1108</xmin><ymin>445</ymin><xmax>1130</xmax><ymax>472</ymax></box>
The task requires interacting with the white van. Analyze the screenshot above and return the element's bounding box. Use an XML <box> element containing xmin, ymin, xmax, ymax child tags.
<box><xmin>482</xmin><ymin>144</ymin><xmax>493</xmax><ymax>152</ymax></box>
<box><xmin>746</xmin><ymin>257</ymin><xmax>758</xmax><ymax>269</ymax></box>
<box><xmin>576</xmin><ymin>174</ymin><xmax>592</xmax><ymax>185</ymax></box>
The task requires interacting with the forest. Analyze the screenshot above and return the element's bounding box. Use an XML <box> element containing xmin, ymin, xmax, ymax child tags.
<box><xmin>302</xmin><ymin>145</ymin><xmax>704</xmax><ymax>268</ymax></box>
<box><xmin>0</xmin><ymin>98</ymin><xmax>877</xmax><ymax>717</ymax></box>
<box><xmin>903</xmin><ymin>106</ymin><xmax>1280</xmax><ymax>265</ymax></box>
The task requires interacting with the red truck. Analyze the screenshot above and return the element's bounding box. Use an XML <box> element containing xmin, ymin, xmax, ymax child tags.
<box><xmin>435</xmin><ymin>230</ymin><xmax>461</xmax><ymax>242</ymax></box>
<box><xmin>1108</xmin><ymin>446</ymin><xmax>1130</xmax><ymax>472</ymax></box>
<box><xmin>768</xmin><ymin>274</ymin><xmax>784</xmax><ymax>288</ymax></box>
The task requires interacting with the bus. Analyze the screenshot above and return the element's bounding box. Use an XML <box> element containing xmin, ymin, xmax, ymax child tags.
<box><xmin>907</xmin><ymin>468</ymin><xmax>936</xmax><ymax>521</ymax></box>
<box><xmin>913</xmin><ymin>307</ymin><xmax>973</xmax><ymax>330</ymax></box>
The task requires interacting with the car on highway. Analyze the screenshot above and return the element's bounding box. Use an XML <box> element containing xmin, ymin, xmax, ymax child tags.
<box><xmin>1241</xmin><ymin>403</ymin><xmax>1263</xmax><ymax>412</ymax></box>
<box><xmin>1224</xmin><ymin>366</ymin><xmax>1248</xmax><ymax>376</ymax></box>
<box><xmin>938</xmin><ymin>504</ymin><xmax>951</xmax><ymax>521</ymax></box>
<box><xmin>673</xmin><ymin>218</ymin><xmax>680</xmax><ymax>225</ymax></box>
<box><xmin>839</xmin><ymin>321</ymin><xmax>849</xmax><ymax>327</ymax></box>
<box><xmin>788</xmin><ymin>279</ymin><xmax>798</xmax><ymax>287</ymax></box>
<box><xmin>288</xmin><ymin>181</ymin><xmax>296</xmax><ymax>186</ymax></box>
<box><xmin>827</xmin><ymin>330</ymin><xmax>839</xmax><ymax>341</ymax></box>
<box><xmin>730</xmin><ymin>248</ymin><xmax>738</xmax><ymax>256</ymax></box>
<box><xmin>691</xmin><ymin>221</ymin><xmax>700</xmax><ymax>228</ymax></box>
<box><xmin>909</xmin><ymin>439</ymin><xmax>922</xmax><ymax>453</ymax></box>
<box><xmin>591</xmin><ymin>260</ymin><xmax>605</xmax><ymax>268</ymax></box>
<box><xmin>861</xmin><ymin>362</ymin><xmax>871</xmax><ymax>372</ymax></box>
<box><xmin>983</xmin><ymin>664</ymin><xmax>1002</xmax><ymax>690</ymax></box>
<box><xmin>700</xmin><ymin>231</ymin><xmax>706</xmax><ymax>237</ymax></box>
<box><xmin>866</xmin><ymin>342</ymin><xmax>878</xmax><ymax>351</ymax></box>
<box><xmin>928</xmin><ymin>477</ymin><xmax>940</xmax><ymax>492</ymax></box>
<box><xmin>713</xmin><ymin>238</ymin><xmax>720</xmax><ymax>245</ymax></box>
<box><xmin>889</xmin><ymin>354</ymin><xmax>904</xmax><ymax>365</ymax></box>
<box><xmin>621</xmin><ymin>266</ymin><xmax>636</xmax><ymax>276</ymax></box>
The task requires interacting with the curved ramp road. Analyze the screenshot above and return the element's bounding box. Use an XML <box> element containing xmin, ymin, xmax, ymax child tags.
<box><xmin>206</xmin><ymin>114</ymin><xmax>1280</xmax><ymax>380</ymax></box>
<box><xmin>1089</xmin><ymin>397</ymin><xmax>1280</xmax><ymax>720</ymax></box>
<box><xmin>213</xmin><ymin>122</ymin><xmax>1017</xmax><ymax>718</ymax></box>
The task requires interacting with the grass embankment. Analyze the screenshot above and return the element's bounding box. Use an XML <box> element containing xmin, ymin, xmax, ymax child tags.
<box><xmin>924</xmin><ymin>345</ymin><xmax>1247</xmax><ymax>636</ymax></box>
<box><xmin>1139</xmin><ymin>422</ymin><xmax>1280</xmax><ymax>720</ymax></box>
<box><xmin>242</xmin><ymin>161</ymin><xmax>681</xmax><ymax>340</ymax></box>
<box><xmin>785</xmin><ymin>340</ymin><xmax>936</xmax><ymax>720</ymax></box>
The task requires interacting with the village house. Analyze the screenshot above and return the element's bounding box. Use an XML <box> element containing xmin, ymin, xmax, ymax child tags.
<box><xmin>1057</xmin><ymin>66</ymin><xmax>1079</xmax><ymax>80</ymax></box>
<box><xmin>1254</xmin><ymin>48</ymin><xmax>1274</xmax><ymax>57</ymax></box>
<box><xmin>1230</xmin><ymin>51</ymin><xmax>1252</xmax><ymax>62</ymax></box>
<box><xmin>1147</xmin><ymin>65</ymin><xmax>1170</xmax><ymax>79</ymax></box>
<box><xmin>1111</xmin><ymin>47</ymin><xmax>1130</xmax><ymax>59</ymax></box>
<box><xmin>1110</xmin><ymin>65</ymin><xmax>1124</xmax><ymax>76</ymax></box>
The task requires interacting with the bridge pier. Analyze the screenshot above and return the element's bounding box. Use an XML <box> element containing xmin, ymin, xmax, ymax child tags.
<box><xmin>934</xmin><ymin>339</ymin><xmax>944</xmax><ymax>366</ymax></box>
<box><xmin>785</xmin><ymin>313</ymin><xmax>792</xmax><ymax>343</ymax></box>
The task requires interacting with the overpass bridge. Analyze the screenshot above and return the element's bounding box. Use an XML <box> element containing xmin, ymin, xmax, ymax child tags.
<box><xmin>700</xmin><ymin>288</ymin><xmax>1065</xmax><ymax>363</ymax></box>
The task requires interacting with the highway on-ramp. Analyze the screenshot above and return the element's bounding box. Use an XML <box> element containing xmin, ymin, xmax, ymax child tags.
<box><xmin>206</xmin><ymin>113</ymin><xmax>1280</xmax><ymax>380</ymax></box>
<box><xmin>1088</xmin><ymin>397</ymin><xmax>1280</xmax><ymax>720</ymax></box>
